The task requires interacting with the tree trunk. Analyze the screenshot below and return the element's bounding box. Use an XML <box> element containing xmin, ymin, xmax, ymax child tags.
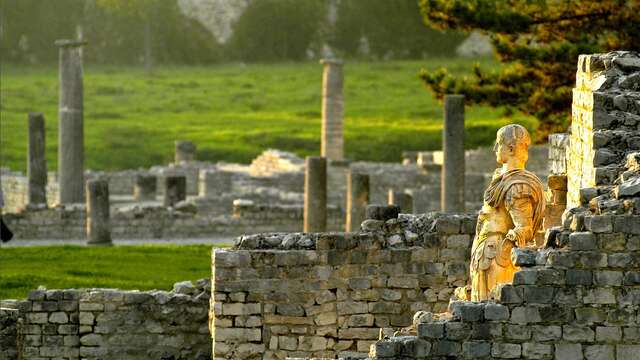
<box><xmin>144</xmin><ymin>17</ymin><xmax>153</xmax><ymax>73</ymax></box>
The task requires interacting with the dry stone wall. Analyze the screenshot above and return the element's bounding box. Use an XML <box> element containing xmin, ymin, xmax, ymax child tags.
<box><xmin>567</xmin><ymin>51</ymin><xmax>640</xmax><ymax>207</ymax></box>
<box><xmin>3</xmin><ymin>202</ymin><xmax>344</xmax><ymax>240</ymax></box>
<box><xmin>1</xmin><ymin>280</ymin><xmax>211</xmax><ymax>360</ymax></box>
<box><xmin>371</xmin><ymin>213</ymin><xmax>640</xmax><ymax>360</ymax></box>
<box><xmin>210</xmin><ymin>212</ymin><xmax>477</xmax><ymax>359</ymax></box>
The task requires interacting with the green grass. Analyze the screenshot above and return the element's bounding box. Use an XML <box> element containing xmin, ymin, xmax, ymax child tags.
<box><xmin>0</xmin><ymin>244</ymin><xmax>223</xmax><ymax>299</ymax></box>
<box><xmin>0</xmin><ymin>59</ymin><xmax>537</xmax><ymax>172</ymax></box>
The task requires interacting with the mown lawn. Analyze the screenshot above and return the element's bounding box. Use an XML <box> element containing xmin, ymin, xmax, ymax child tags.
<box><xmin>0</xmin><ymin>244</ymin><xmax>222</xmax><ymax>300</ymax></box>
<box><xmin>0</xmin><ymin>58</ymin><xmax>536</xmax><ymax>172</ymax></box>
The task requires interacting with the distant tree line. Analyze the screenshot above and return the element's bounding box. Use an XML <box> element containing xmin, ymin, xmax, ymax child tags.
<box><xmin>0</xmin><ymin>0</ymin><xmax>464</xmax><ymax>65</ymax></box>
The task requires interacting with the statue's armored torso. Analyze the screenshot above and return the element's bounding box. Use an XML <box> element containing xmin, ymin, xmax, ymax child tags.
<box><xmin>470</xmin><ymin>169</ymin><xmax>545</xmax><ymax>301</ymax></box>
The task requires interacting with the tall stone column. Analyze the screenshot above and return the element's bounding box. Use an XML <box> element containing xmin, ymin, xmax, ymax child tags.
<box><xmin>320</xmin><ymin>59</ymin><xmax>344</xmax><ymax>161</ymax></box>
<box><xmin>86</xmin><ymin>179</ymin><xmax>111</xmax><ymax>245</ymax></box>
<box><xmin>27</xmin><ymin>112</ymin><xmax>48</xmax><ymax>206</ymax></box>
<box><xmin>346</xmin><ymin>171</ymin><xmax>369</xmax><ymax>232</ymax></box>
<box><xmin>441</xmin><ymin>95</ymin><xmax>465</xmax><ymax>212</ymax></box>
<box><xmin>164</xmin><ymin>175</ymin><xmax>186</xmax><ymax>207</ymax></box>
<box><xmin>388</xmin><ymin>190</ymin><xmax>413</xmax><ymax>214</ymax></box>
<box><xmin>133</xmin><ymin>174</ymin><xmax>157</xmax><ymax>201</ymax></box>
<box><xmin>304</xmin><ymin>157</ymin><xmax>327</xmax><ymax>232</ymax></box>
<box><xmin>175</xmin><ymin>140</ymin><xmax>196</xmax><ymax>163</ymax></box>
<box><xmin>56</xmin><ymin>39</ymin><xmax>87</xmax><ymax>204</ymax></box>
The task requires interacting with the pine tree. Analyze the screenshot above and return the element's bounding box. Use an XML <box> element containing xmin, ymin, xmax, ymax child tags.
<box><xmin>419</xmin><ymin>0</ymin><xmax>640</xmax><ymax>139</ymax></box>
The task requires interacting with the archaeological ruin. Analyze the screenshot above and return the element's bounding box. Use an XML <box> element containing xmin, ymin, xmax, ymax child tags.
<box><xmin>1</xmin><ymin>50</ymin><xmax>639</xmax><ymax>360</ymax></box>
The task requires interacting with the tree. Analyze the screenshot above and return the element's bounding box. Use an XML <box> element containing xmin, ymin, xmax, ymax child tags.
<box><xmin>96</xmin><ymin>0</ymin><xmax>160</xmax><ymax>72</ymax></box>
<box><xmin>419</xmin><ymin>0</ymin><xmax>640</xmax><ymax>139</ymax></box>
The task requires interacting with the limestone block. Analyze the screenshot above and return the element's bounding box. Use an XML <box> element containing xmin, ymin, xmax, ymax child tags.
<box><xmin>337</xmin><ymin>328</ymin><xmax>379</xmax><ymax>340</ymax></box>
<box><xmin>462</xmin><ymin>341</ymin><xmax>491</xmax><ymax>358</ymax></box>
<box><xmin>491</xmin><ymin>343</ymin><xmax>521</xmax><ymax>359</ymax></box>
<box><xmin>484</xmin><ymin>303</ymin><xmax>509</xmax><ymax>321</ymax></box>
<box><xmin>563</xmin><ymin>325</ymin><xmax>595</xmax><ymax>342</ymax></box>
<box><xmin>584</xmin><ymin>345</ymin><xmax>614</xmax><ymax>360</ymax></box>
<box><xmin>214</xmin><ymin>328</ymin><xmax>261</xmax><ymax>342</ymax></box>
<box><xmin>417</xmin><ymin>322</ymin><xmax>444</xmax><ymax>339</ymax></box>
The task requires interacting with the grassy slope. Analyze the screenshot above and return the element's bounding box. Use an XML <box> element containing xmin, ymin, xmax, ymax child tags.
<box><xmin>0</xmin><ymin>245</ymin><xmax>219</xmax><ymax>299</ymax></box>
<box><xmin>0</xmin><ymin>59</ymin><xmax>536</xmax><ymax>172</ymax></box>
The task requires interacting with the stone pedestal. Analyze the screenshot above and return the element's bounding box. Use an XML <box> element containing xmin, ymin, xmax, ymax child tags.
<box><xmin>441</xmin><ymin>94</ymin><xmax>465</xmax><ymax>212</ymax></box>
<box><xmin>86</xmin><ymin>179</ymin><xmax>111</xmax><ymax>245</ymax></box>
<box><xmin>175</xmin><ymin>141</ymin><xmax>196</xmax><ymax>163</ymax></box>
<box><xmin>199</xmin><ymin>170</ymin><xmax>232</xmax><ymax>197</ymax></box>
<box><xmin>164</xmin><ymin>176</ymin><xmax>186</xmax><ymax>207</ymax></box>
<box><xmin>304</xmin><ymin>157</ymin><xmax>327</xmax><ymax>232</ymax></box>
<box><xmin>388</xmin><ymin>190</ymin><xmax>413</xmax><ymax>214</ymax></box>
<box><xmin>320</xmin><ymin>59</ymin><xmax>344</xmax><ymax>161</ymax></box>
<box><xmin>27</xmin><ymin>112</ymin><xmax>47</xmax><ymax>206</ymax></box>
<box><xmin>133</xmin><ymin>175</ymin><xmax>157</xmax><ymax>201</ymax></box>
<box><xmin>346</xmin><ymin>171</ymin><xmax>369</xmax><ymax>232</ymax></box>
<box><xmin>56</xmin><ymin>39</ymin><xmax>87</xmax><ymax>204</ymax></box>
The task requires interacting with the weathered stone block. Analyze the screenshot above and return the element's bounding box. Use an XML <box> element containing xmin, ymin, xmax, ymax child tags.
<box><xmin>584</xmin><ymin>344</ymin><xmax>614</xmax><ymax>360</ymax></box>
<box><xmin>595</xmin><ymin>326</ymin><xmax>622</xmax><ymax>342</ymax></box>
<box><xmin>594</xmin><ymin>270</ymin><xmax>623</xmax><ymax>286</ymax></box>
<box><xmin>492</xmin><ymin>343</ymin><xmax>521</xmax><ymax>359</ymax></box>
<box><xmin>563</xmin><ymin>325</ymin><xmax>595</xmax><ymax>342</ymax></box>
<box><xmin>417</xmin><ymin>322</ymin><xmax>444</xmax><ymax>339</ymax></box>
<box><xmin>522</xmin><ymin>342</ymin><xmax>552</xmax><ymax>359</ymax></box>
<box><xmin>568</xmin><ymin>232</ymin><xmax>597</xmax><ymax>250</ymax></box>
<box><xmin>567</xmin><ymin>269</ymin><xmax>593</xmax><ymax>285</ymax></box>
<box><xmin>484</xmin><ymin>303</ymin><xmax>509</xmax><ymax>321</ymax></box>
<box><xmin>462</xmin><ymin>341</ymin><xmax>491</xmax><ymax>358</ymax></box>
<box><xmin>617</xmin><ymin>345</ymin><xmax>640</xmax><ymax>360</ymax></box>
<box><xmin>555</xmin><ymin>343</ymin><xmax>583</xmax><ymax>360</ymax></box>
<box><xmin>432</xmin><ymin>340</ymin><xmax>461</xmax><ymax>356</ymax></box>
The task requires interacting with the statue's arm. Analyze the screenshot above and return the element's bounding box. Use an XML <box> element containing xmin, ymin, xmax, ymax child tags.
<box><xmin>505</xmin><ymin>184</ymin><xmax>535</xmax><ymax>247</ymax></box>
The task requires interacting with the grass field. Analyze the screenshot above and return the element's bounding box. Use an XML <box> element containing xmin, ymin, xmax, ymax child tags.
<box><xmin>0</xmin><ymin>244</ymin><xmax>221</xmax><ymax>299</ymax></box>
<box><xmin>0</xmin><ymin>58</ymin><xmax>536</xmax><ymax>172</ymax></box>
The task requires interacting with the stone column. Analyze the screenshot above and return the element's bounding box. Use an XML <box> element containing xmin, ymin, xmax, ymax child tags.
<box><xmin>441</xmin><ymin>94</ymin><xmax>465</xmax><ymax>212</ymax></box>
<box><xmin>27</xmin><ymin>112</ymin><xmax>48</xmax><ymax>206</ymax></box>
<box><xmin>388</xmin><ymin>190</ymin><xmax>413</xmax><ymax>214</ymax></box>
<box><xmin>164</xmin><ymin>175</ymin><xmax>186</xmax><ymax>207</ymax></box>
<box><xmin>199</xmin><ymin>169</ymin><xmax>232</xmax><ymax>197</ymax></box>
<box><xmin>304</xmin><ymin>157</ymin><xmax>327</xmax><ymax>232</ymax></box>
<box><xmin>320</xmin><ymin>59</ymin><xmax>344</xmax><ymax>161</ymax></box>
<box><xmin>133</xmin><ymin>174</ymin><xmax>157</xmax><ymax>201</ymax></box>
<box><xmin>56</xmin><ymin>39</ymin><xmax>87</xmax><ymax>204</ymax></box>
<box><xmin>86</xmin><ymin>179</ymin><xmax>111</xmax><ymax>245</ymax></box>
<box><xmin>345</xmin><ymin>171</ymin><xmax>369</xmax><ymax>232</ymax></box>
<box><xmin>175</xmin><ymin>140</ymin><xmax>196</xmax><ymax>163</ymax></box>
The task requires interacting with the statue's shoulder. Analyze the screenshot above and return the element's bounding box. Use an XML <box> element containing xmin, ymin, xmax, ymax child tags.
<box><xmin>504</xmin><ymin>170</ymin><xmax>544</xmax><ymax>200</ymax></box>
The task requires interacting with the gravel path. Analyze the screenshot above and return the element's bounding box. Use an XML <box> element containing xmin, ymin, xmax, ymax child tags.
<box><xmin>2</xmin><ymin>237</ymin><xmax>234</xmax><ymax>247</ymax></box>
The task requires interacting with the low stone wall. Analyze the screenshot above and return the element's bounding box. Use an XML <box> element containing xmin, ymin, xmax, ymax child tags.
<box><xmin>2</xmin><ymin>281</ymin><xmax>211</xmax><ymax>360</ymax></box>
<box><xmin>210</xmin><ymin>212</ymin><xmax>477</xmax><ymax>359</ymax></box>
<box><xmin>3</xmin><ymin>202</ymin><xmax>344</xmax><ymax>240</ymax></box>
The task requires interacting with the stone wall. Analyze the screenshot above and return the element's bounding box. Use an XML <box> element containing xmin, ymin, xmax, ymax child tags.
<box><xmin>210</xmin><ymin>212</ymin><xmax>477</xmax><ymax>359</ymax></box>
<box><xmin>549</xmin><ymin>133</ymin><xmax>570</xmax><ymax>175</ymax></box>
<box><xmin>3</xmin><ymin>202</ymin><xmax>344</xmax><ymax>240</ymax></box>
<box><xmin>567</xmin><ymin>51</ymin><xmax>640</xmax><ymax>207</ymax></box>
<box><xmin>1</xmin><ymin>280</ymin><xmax>211</xmax><ymax>360</ymax></box>
<box><xmin>0</xmin><ymin>309</ymin><xmax>19</xmax><ymax>360</ymax></box>
<box><xmin>371</xmin><ymin>213</ymin><xmax>640</xmax><ymax>359</ymax></box>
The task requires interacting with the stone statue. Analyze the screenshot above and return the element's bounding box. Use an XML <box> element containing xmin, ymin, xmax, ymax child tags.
<box><xmin>468</xmin><ymin>124</ymin><xmax>545</xmax><ymax>301</ymax></box>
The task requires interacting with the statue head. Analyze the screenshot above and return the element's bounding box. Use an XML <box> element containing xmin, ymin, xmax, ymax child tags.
<box><xmin>493</xmin><ymin>124</ymin><xmax>531</xmax><ymax>165</ymax></box>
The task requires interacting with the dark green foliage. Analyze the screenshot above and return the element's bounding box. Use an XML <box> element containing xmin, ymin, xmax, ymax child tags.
<box><xmin>332</xmin><ymin>0</ymin><xmax>464</xmax><ymax>59</ymax></box>
<box><xmin>419</xmin><ymin>0</ymin><xmax>640</xmax><ymax>139</ymax></box>
<box><xmin>227</xmin><ymin>0</ymin><xmax>324</xmax><ymax>62</ymax></box>
<box><xmin>0</xmin><ymin>0</ymin><xmax>220</xmax><ymax>65</ymax></box>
